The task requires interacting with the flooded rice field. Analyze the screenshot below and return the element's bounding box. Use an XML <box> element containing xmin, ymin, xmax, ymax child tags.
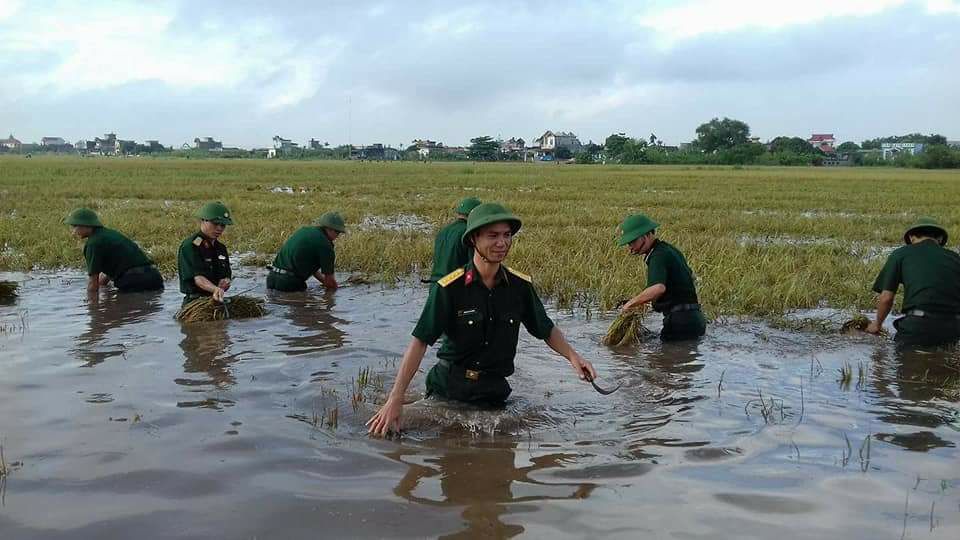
<box><xmin>1</xmin><ymin>269</ymin><xmax>958</xmax><ymax>539</ymax></box>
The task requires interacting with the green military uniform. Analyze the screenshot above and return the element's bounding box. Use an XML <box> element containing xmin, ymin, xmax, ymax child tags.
<box><xmin>644</xmin><ymin>240</ymin><xmax>706</xmax><ymax>340</ymax></box>
<box><xmin>428</xmin><ymin>198</ymin><xmax>481</xmax><ymax>282</ymax></box>
<box><xmin>267</xmin><ymin>227</ymin><xmax>336</xmax><ymax>291</ymax></box>
<box><xmin>415</xmin><ymin>262</ymin><xmax>555</xmax><ymax>404</ymax></box>
<box><xmin>429</xmin><ymin>219</ymin><xmax>471</xmax><ymax>281</ymax></box>
<box><xmin>178</xmin><ymin>232</ymin><xmax>232</xmax><ymax>302</ymax></box>
<box><xmin>177</xmin><ymin>202</ymin><xmax>234</xmax><ymax>304</ymax></box>
<box><xmin>65</xmin><ymin>208</ymin><xmax>162</xmax><ymax>293</ymax></box>
<box><xmin>84</xmin><ymin>228</ymin><xmax>163</xmax><ymax>292</ymax></box>
<box><xmin>872</xmin><ymin>219</ymin><xmax>960</xmax><ymax>347</ymax></box>
<box><xmin>618</xmin><ymin>214</ymin><xmax>705</xmax><ymax>341</ymax></box>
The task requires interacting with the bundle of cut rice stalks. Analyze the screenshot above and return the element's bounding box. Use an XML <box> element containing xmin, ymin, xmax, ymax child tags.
<box><xmin>0</xmin><ymin>281</ymin><xmax>18</xmax><ymax>302</ymax></box>
<box><xmin>603</xmin><ymin>307</ymin><xmax>655</xmax><ymax>346</ymax></box>
<box><xmin>175</xmin><ymin>295</ymin><xmax>266</xmax><ymax>322</ymax></box>
<box><xmin>840</xmin><ymin>314</ymin><xmax>887</xmax><ymax>336</ymax></box>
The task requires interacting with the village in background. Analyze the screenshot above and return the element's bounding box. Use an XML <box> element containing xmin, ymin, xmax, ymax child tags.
<box><xmin>3</xmin><ymin>117</ymin><xmax>959</xmax><ymax>169</ymax></box>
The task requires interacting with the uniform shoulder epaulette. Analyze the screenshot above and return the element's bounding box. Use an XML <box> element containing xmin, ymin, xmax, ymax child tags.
<box><xmin>505</xmin><ymin>266</ymin><xmax>531</xmax><ymax>283</ymax></box>
<box><xmin>192</xmin><ymin>236</ymin><xmax>203</xmax><ymax>247</ymax></box>
<box><xmin>437</xmin><ymin>268</ymin><xmax>465</xmax><ymax>287</ymax></box>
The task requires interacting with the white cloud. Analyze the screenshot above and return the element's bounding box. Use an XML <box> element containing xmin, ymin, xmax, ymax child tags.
<box><xmin>638</xmin><ymin>0</ymin><xmax>909</xmax><ymax>43</ymax></box>
<box><xmin>417</xmin><ymin>8</ymin><xmax>482</xmax><ymax>37</ymax></box>
<box><xmin>0</xmin><ymin>0</ymin><xmax>22</xmax><ymax>21</ymax></box>
<box><xmin>0</xmin><ymin>2</ymin><xmax>340</xmax><ymax>110</ymax></box>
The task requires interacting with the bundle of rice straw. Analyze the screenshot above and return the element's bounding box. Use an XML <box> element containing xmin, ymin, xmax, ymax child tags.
<box><xmin>840</xmin><ymin>314</ymin><xmax>870</xmax><ymax>333</ymax></box>
<box><xmin>603</xmin><ymin>307</ymin><xmax>654</xmax><ymax>346</ymax></box>
<box><xmin>0</xmin><ymin>280</ymin><xmax>17</xmax><ymax>301</ymax></box>
<box><xmin>175</xmin><ymin>295</ymin><xmax>266</xmax><ymax>322</ymax></box>
<box><xmin>840</xmin><ymin>314</ymin><xmax>886</xmax><ymax>335</ymax></box>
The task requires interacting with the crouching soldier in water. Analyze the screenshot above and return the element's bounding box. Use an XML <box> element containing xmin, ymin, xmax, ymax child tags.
<box><xmin>617</xmin><ymin>214</ymin><xmax>706</xmax><ymax>341</ymax></box>
<box><xmin>866</xmin><ymin>217</ymin><xmax>960</xmax><ymax>347</ymax></box>
<box><xmin>66</xmin><ymin>208</ymin><xmax>164</xmax><ymax>294</ymax></box>
<box><xmin>428</xmin><ymin>197</ymin><xmax>481</xmax><ymax>282</ymax></box>
<box><xmin>178</xmin><ymin>202</ymin><xmax>233</xmax><ymax>305</ymax></box>
<box><xmin>367</xmin><ymin>203</ymin><xmax>598</xmax><ymax>437</ymax></box>
<box><xmin>267</xmin><ymin>212</ymin><xmax>345</xmax><ymax>291</ymax></box>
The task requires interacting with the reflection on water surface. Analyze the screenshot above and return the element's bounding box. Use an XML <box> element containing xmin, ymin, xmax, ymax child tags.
<box><xmin>0</xmin><ymin>270</ymin><xmax>957</xmax><ymax>539</ymax></box>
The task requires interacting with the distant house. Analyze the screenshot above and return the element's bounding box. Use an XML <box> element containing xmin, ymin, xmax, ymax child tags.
<box><xmin>412</xmin><ymin>139</ymin><xmax>444</xmax><ymax>158</ymax></box>
<box><xmin>273</xmin><ymin>135</ymin><xmax>298</xmax><ymax>151</ymax></box>
<box><xmin>533</xmin><ymin>131</ymin><xmax>582</xmax><ymax>156</ymax></box>
<box><xmin>41</xmin><ymin>137</ymin><xmax>68</xmax><ymax>150</ymax></box>
<box><xmin>142</xmin><ymin>140</ymin><xmax>167</xmax><ymax>153</ymax></box>
<box><xmin>881</xmin><ymin>142</ymin><xmax>924</xmax><ymax>160</ymax></box>
<box><xmin>808</xmin><ymin>133</ymin><xmax>837</xmax><ymax>154</ymax></box>
<box><xmin>947</xmin><ymin>140</ymin><xmax>960</xmax><ymax>149</ymax></box>
<box><xmin>499</xmin><ymin>137</ymin><xmax>525</xmax><ymax>156</ymax></box>
<box><xmin>351</xmin><ymin>143</ymin><xmax>401</xmax><ymax>161</ymax></box>
<box><xmin>0</xmin><ymin>134</ymin><xmax>22</xmax><ymax>152</ymax></box>
<box><xmin>194</xmin><ymin>137</ymin><xmax>223</xmax><ymax>151</ymax></box>
<box><xmin>94</xmin><ymin>133</ymin><xmax>118</xmax><ymax>155</ymax></box>
<box><xmin>308</xmin><ymin>138</ymin><xmax>327</xmax><ymax>151</ymax></box>
<box><xmin>115</xmin><ymin>139</ymin><xmax>137</xmax><ymax>155</ymax></box>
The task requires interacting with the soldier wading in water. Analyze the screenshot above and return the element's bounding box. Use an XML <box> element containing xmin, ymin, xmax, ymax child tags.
<box><xmin>866</xmin><ymin>217</ymin><xmax>960</xmax><ymax>347</ymax></box>
<box><xmin>177</xmin><ymin>202</ymin><xmax>233</xmax><ymax>305</ymax></box>
<box><xmin>368</xmin><ymin>202</ymin><xmax>598</xmax><ymax>437</ymax></box>
<box><xmin>66</xmin><ymin>208</ymin><xmax>164</xmax><ymax>294</ymax></box>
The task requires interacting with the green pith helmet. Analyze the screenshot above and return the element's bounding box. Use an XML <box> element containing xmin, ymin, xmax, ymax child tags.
<box><xmin>316</xmin><ymin>211</ymin><xmax>347</xmax><ymax>233</ymax></box>
<box><xmin>196</xmin><ymin>202</ymin><xmax>233</xmax><ymax>225</ymax></box>
<box><xmin>65</xmin><ymin>208</ymin><xmax>103</xmax><ymax>228</ymax></box>
<box><xmin>455</xmin><ymin>197</ymin><xmax>482</xmax><ymax>215</ymax></box>
<box><xmin>461</xmin><ymin>202</ymin><xmax>522</xmax><ymax>245</ymax></box>
<box><xmin>617</xmin><ymin>214</ymin><xmax>659</xmax><ymax>246</ymax></box>
<box><xmin>904</xmin><ymin>217</ymin><xmax>948</xmax><ymax>246</ymax></box>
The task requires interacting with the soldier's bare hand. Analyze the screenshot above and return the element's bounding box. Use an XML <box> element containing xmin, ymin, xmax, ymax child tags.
<box><xmin>212</xmin><ymin>287</ymin><xmax>226</xmax><ymax>302</ymax></box>
<box><xmin>570</xmin><ymin>355</ymin><xmax>597</xmax><ymax>381</ymax></box>
<box><xmin>865</xmin><ymin>321</ymin><xmax>882</xmax><ymax>335</ymax></box>
<box><xmin>367</xmin><ymin>398</ymin><xmax>402</xmax><ymax>437</ymax></box>
<box><xmin>218</xmin><ymin>278</ymin><xmax>231</xmax><ymax>291</ymax></box>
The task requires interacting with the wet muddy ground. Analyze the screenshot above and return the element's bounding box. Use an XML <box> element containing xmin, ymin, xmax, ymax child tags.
<box><xmin>1</xmin><ymin>269</ymin><xmax>958</xmax><ymax>539</ymax></box>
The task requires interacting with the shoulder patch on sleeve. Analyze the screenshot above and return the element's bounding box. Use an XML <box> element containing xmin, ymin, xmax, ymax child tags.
<box><xmin>192</xmin><ymin>237</ymin><xmax>203</xmax><ymax>247</ymax></box>
<box><xmin>505</xmin><ymin>266</ymin><xmax>532</xmax><ymax>282</ymax></box>
<box><xmin>437</xmin><ymin>268</ymin><xmax>465</xmax><ymax>287</ymax></box>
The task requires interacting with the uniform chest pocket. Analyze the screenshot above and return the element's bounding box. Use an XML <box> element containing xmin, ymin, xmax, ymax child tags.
<box><xmin>454</xmin><ymin>309</ymin><xmax>484</xmax><ymax>341</ymax></box>
<box><xmin>497</xmin><ymin>311</ymin><xmax>522</xmax><ymax>335</ymax></box>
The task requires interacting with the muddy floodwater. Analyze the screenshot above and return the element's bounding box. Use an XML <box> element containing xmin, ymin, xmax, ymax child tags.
<box><xmin>1</xmin><ymin>269</ymin><xmax>958</xmax><ymax>539</ymax></box>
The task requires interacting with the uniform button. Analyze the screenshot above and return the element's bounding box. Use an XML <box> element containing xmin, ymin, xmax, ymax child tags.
<box><xmin>509</xmin><ymin>319</ymin><xmax>514</xmax><ymax>324</ymax></box>
<box><xmin>468</xmin><ymin>320</ymin><xmax>474</xmax><ymax>325</ymax></box>
<box><xmin>484</xmin><ymin>341</ymin><xmax>488</xmax><ymax>345</ymax></box>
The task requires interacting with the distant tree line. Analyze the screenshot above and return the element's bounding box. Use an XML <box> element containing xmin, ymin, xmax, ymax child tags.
<box><xmin>585</xmin><ymin>117</ymin><xmax>958</xmax><ymax>169</ymax></box>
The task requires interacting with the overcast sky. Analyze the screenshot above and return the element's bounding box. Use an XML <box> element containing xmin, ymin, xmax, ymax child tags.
<box><xmin>1</xmin><ymin>0</ymin><xmax>958</xmax><ymax>148</ymax></box>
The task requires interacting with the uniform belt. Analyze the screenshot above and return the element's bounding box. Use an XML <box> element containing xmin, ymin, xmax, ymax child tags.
<box><xmin>905</xmin><ymin>309</ymin><xmax>960</xmax><ymax>319</ymax></box>
<box><xmin>268</xmin><ymin>265</ymin><xmax>295</xmax><ymax>276</ymax></box>
<box><xmin>118</xmin><ymin>264</ymin><xmax>156</xmax><ymax>277</ymax></box>
<box><xmin>436</xmin><ymin>358</ymin><xmax>484</xmax><ymax>381</ymax></box>
<box><xmin>668</xmin><ymin>303</ymin><xmax>701</xmax><ymax>313</ymax></box>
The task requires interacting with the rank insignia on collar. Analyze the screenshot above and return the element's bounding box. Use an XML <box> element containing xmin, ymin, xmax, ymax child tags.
<box><xmin>464</xmin><ymin>269</ymin><xmax>475</xmax><ymax>286</ymax></box>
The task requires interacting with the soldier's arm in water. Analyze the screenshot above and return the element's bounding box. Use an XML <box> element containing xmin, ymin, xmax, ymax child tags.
<box><xmin>545</xmin><ymin>327</ymin><xmax>597</xmax><ymax>381</ymax></box>
<box><xmin>86</xmin><ymin>274</ymin><xmax>101</xmax><ymax>293</ymax></box>
<box><xmin>621</xmin><ymin>283</ymin><xmax>666</xmax><ymax>313</ymax></box>
<box><xmin>367</xmin><ymin>337</ymin><xmax>428</xmax><ymax>437</ymax></box>
<box><xmin>867</xmin><ymin>290</ymin><xmax>895</xmax><ymax>334</ymax></box>
<box><xmin>193</xmin><ymin>276</ymin><xmax>226</xmax><ymax>302</ymax></box>
<box><xmin>314</xmin><ymin>271</ymin><xmax>338</xmax><ymax>289</ymax></box>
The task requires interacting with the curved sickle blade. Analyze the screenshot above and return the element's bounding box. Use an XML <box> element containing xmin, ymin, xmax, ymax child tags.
<box><xmin>584</xmin><ymin>371</ymin><xmax>622</xmax><ymax>395</ymax></box>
